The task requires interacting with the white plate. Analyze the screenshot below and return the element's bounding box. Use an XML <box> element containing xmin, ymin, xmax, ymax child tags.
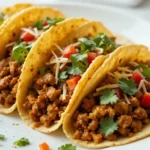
<box><xmin>0</xmin><ymin>2</ymin><xmax>150</xmax><ymax>150</ymax></box>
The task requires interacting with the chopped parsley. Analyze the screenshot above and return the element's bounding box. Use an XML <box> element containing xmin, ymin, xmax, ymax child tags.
<box><xmin>39</xmin><ymin>67</ymin><xmax>50</xmax><ymax>75</ymax></box>
<box><xmin>13</xmin><ymin>138</ymin><xmax>30</xmax><ymax>147</ymax></box>
<box><xmin>78</xmin><ymin>38</ymin><xmax>96</xmax><ymax>53</ymax></box>
<box><xmin>78</xmin><ymin>33</ymin><xmax>116</xmax><ymax>53</ymax></box>
<box><xmin>46</xmin><ymin>17</ymin><xmax>64</xmax><ymax>26</ymax></box>
<box><xmin>12</xmin><ymin>43</ymin><xmax>29</xmax><ymax>63</ymax></box>
<box><xmin>33</xmin><ymin>20</ymin><xmax>43</xmax><ymax>30</ymax></box>
<box><xmin>118</xmin><ymin>78</ymin><xmax>137</xmax><ymax>96</ymax></box>
<box><xmin>68</xmin><ymin>54</ymin><xmax>88</xmax><ymax>75</ymax></box>
<box><xmin>93</xmin><ymin>33</ymin><xmax>116</xmax><ymax>52</ymax></box>
<box><xmin>58</xmin><ymin>144</ymin><xmax>76</xmax><ymax>150</ymax></box>
<box><xmin>136</xmin><ymin>64</ymin><xmax>150</xmax><ymax>78</ymax></box>
<box><xmin>100</xmin><ymin>117</ymin><xmax>118</xmax><ymax>136</ymax></box>
<box><xmin>0</xmin><ymin>134</ymin><xmax>5</xmax><ymax>140</ymax></box>
<box><xmin>59</xmin><ymin>71</ymin><xmax>68</xmax><ymax>82</ymax></box>
<box><xmin>100</xmin><ymin>89</ymin><xmax>118</xmax><ymax>105</ymax></box>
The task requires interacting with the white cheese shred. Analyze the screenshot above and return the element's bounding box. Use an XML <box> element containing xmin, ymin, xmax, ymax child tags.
<box><xmin>95</xmin><ymin>47</ymin><xmax>104</xmax><ymax>54</ymax></box>
<box><xmin>55</xmin><ymin>43</ymin><xmax>64</xmax><ymax>53</ymax></box>
<box><xmin>72</xmin><ymin>42</ymin><xmax>80</xmax><ymax>47</ymax></box>
<box><xmin>96</xmin><ymin>84</ymin><xmax>119</xmax><ymax>92</ymax></box>
<box><xmin>62</xmin><ymin>83</ymin><xmax>67</xmax><ymax>100</ymax></box>
<box><xmin>60</xmin><ymin>58</ymin><xmax>68</xmax><ymax>69</ymax></box>
<box><xmin>5</xmin><ymin>42</ymin><xmax>16</xmax><ymax>48</ymax></box>
<box><xmin>21</xmin><ymin>28</ymin><xmax>36</xmax><ymax>37</ymax></box>
<box><xmin>129</xmin><ymin>62</ymin><xmax>139</xmax><ymax>67</ymax></box>
<box><xmin>118</xmin><ymin>67</ymin><xmax>133</xmax><ymax>73</ymax></box>
<box><xmin>33</xmin><ymin>27</ymin><xmax>39</xmax><ymax>38</ymax></box>
<box><xmin>43</xmin><ymin>24</ymin><xmax>50</xmax><ymax>30</ymax></box>
<box><xmin>123</xmin><ymin>93</ymin><xmax>131</xmax><ymax>104</ymax></box>
<box><xmin>52</xmin><ymin>51</ymin><xmax>60</xmax><ymax>84</ymax></box>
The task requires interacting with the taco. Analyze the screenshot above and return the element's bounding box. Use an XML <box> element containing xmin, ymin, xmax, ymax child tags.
<box><xmin>0</xmin><ymin>3</ymin><xmax>33</xmax><ymax>25</ymax></box>
<box><xmin>63</xmin><ymin>44</ymin><xmax>150</xmax><ymax>148</ymax></box>
<box><xmin>17</xmin><ymin>20</ymin><xmax>123</xmax><ymax>133</ymax></box>
<box><xmin>0</xmin><ymin>6</ymin><xmax>65</xmax><ymax>114</ymax></box>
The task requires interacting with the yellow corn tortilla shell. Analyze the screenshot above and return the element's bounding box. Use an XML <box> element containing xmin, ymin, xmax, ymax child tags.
<box><xmin>0</xmin><ymin>6</ymin><xmax>65</xmax><ymax>114</ymax></box>
<box><xmin>17</xmin><ymin>19</ymin><xmax>115</xmax><ymax>133</ymax></box>
<box><xmin>0</xmin><ymin>3</ymin><xmax>33</xmax><ymax>16</ymax></box>
<box><xmin>63</xmin><ymin>44</ymin><xmax>150</xmax><ymax>149</ymax></box>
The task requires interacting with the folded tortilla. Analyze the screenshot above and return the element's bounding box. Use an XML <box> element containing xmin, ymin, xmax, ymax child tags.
<box><xmin>63</xmin><ymin>44</ymin><xmax>150</xmax><ymax>149</ymax></box>
<box><xmin>17</xmin><ymin>20</ymin><xmax>116</xmax><ymax>133</ymax></box>
<box><xmin>0</xmin><ymin>6</ymin><xmax>65</xmax><ymax>114</ymax></box>
<box><xmin>0</xmin><ymin>3</ymin><xmax>33</xmax><ymax>26</ymax></box>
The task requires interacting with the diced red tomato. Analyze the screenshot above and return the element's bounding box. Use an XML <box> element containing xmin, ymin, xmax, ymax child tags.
<box><xmin>43</xmin><ymin>21</ymin><xmax>48</xmax><ymax>26</ymax></box>
<box><xmin>20</xmin><ymin>27</ymin><xmax>35</xmax><ymax>42</ymax></box>
<box><xmin>88</xmin><ymin>52</ymin><xmax>98</xmax><ymax>64</ymax></box>
<box><xmin>141</xmin><ymin>93</ymin><xmax>150</xmax><ymax>108</ymax></box>
<box><xmin>114</xmin><ymin>88</ymin><xmax>123</xmax><ymax>99</ymax></box>
<box><xmin>132</xmin><ymin>70</ymin><xmax>144</xmax><ymax>85</ymax></box>
<box><xmin>63</xmin><ymin>45</ymin><xmax>76</xmax><ymax>58</ymax></box>
<box><xmin>39</xmin><ymin>142</ymin><xmax>50</xmax><ymax>150</ymax></box>
<box><xmin>66</xmin><ymin>75</ymin><xmax>81</xmax><ymax>91</ymax></box>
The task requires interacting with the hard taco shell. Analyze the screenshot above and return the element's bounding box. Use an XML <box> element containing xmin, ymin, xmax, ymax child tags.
<box><xmin>0</xmin><ymin>6</ymin><xmax>65</xmax><ymax>114</ymax></box>
<box><xmin>17</xmin><ymin>19</ymin><xmax>114</xmax><ymax>133</ymax></box>
<box><xmin>63</xmin><ymin>44</ymin><xmax>150</xmax><ymax>149</ymax></box>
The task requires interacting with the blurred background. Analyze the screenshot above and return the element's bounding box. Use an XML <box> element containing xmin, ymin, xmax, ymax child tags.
<box><xmin>0</xmin><ymin>0</ymin><xmax>150</xmax><ymax>21</ymax></box>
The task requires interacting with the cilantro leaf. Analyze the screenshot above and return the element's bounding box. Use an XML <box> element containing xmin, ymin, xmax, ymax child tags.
<box><xmin>100</xmin><ymin>89</ymin><xmax>118</xmax><ymax>105</ymax></box>
<box><xmin>78</xmin><ymin>38</ymin><xmax>96</xmax><ymax>53</ymax></box>
<box><xmin>39</xmin><ymin>67</ymin><xmax>50</xmax><ymax>75</ymax></box>
<box><xmin>33</xmin><ymin>20</ymin><xmax>43</xmax><ymax>30</ymax></box>
<box><xmin>100</xmin><ymin>117</ymin><xmax>118</xmax><ymax>136</ymax></box>
<box><xmin>0</xmin><ymin>134</ymin><xmax>5</xmax><ymax>140</ymax></box>
<box><xmin>0</xmin><ymin>13</ymin><xmax>5</xmax><ymax>20</ymax></box>
<box><xmin>58</xmin><ymin>144</ymin><xmax>76</xmax><ymax>150</ymax></box>
<box><xmin>12</xmin><ymin>43</ymin><xmax>29</xmax><ymax>63</ymax></box>
<box><xmin>46</xmin><ymin>17</ymin><xmax>64</xmax><ymax>26</ymax></box>
<box><xmin>68</xmin><ymin>54</ymin><xmax>88</xmax><ymax>75</ymax></box>
<box><xmin>13</xmin><ymin>138</ymin><xmax>30</xmax><ymax>147</ymax></box>
<box><xmin>135</xmin><ymin>64</ymin><xmax>150</xmax><ymax>78</ymax></box>
<box><xmin>118</xmin><ymin>78</ymin><xmax>137</xmax><ymax>96</ymax></box>
<box><xmin>93</xmin><ymin>33</ymin><xmax>116</xmax><ymax>52</ymax></box>
<box><xmin>59</xmin><ymin>71</ymin><xmax>68</xmax><ymax>82</ymax></box>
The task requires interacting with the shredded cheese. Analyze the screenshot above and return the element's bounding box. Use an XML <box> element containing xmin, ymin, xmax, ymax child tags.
<box><xmin>21</xmin><ymin>28</ymin><xmax>36</xmax><ymax>37</ymax></box>
<box><xmin>33</xmin><ymin>28</ymin><xmax>39</xmax><ymax>38</ymax></box>
<box><xmin>93</xmin><ymin>91</ymin><xmax>102</xmax><ymax>97</ymax></box>
<box><xmin>107</xmin><ymin>72</ymin><xmax>115</xmax><ymax>77</ymax></box>
<box><xmin>123</xmin><ymin>94</ymin><xmax>131</xmax><ymax>104</ymax></box>
<box><xmin>142</xmin><ymin>82</ymin><xmax>147</xmax><ymax>93</ymax></box>
<box><xmin>5</xmin><ymin>42</ymin><xmax>16</xmax><ymax>48</ymax></box>
<box><xmin>114</xmin><ymin>72</ymin><xmax>132</xmax><ymax>79</ymax></box>
<box><xmin>55</xmin><ymin>43</ymin><xmax>64</xmax><ymax>53</ymax></box>
<box><xmin>46</xmin><ymin>58</ymin><xmax>70</xmax><ymax>65</ymax></box>
<box><xmin>95</xmin><ymin>47</ymin><xmax>104</xmax><ymax>54</ymax></box>
<box><xmin>118</xmin><ymin>67</ymin><xmax>133</xmax><ymax>73</ymax></box>
<box><xmin>72</xmin><ymin>42</ymin><xmax>80</xmax><ymax>47</ymax></box>
<box><xmin>130</xmin><ymin>62</ymin><xmax>139</xmax><ymax>66</ymax></box>
<box><xmin>52</xmin><ymin>51</ymin><xmax>60</xmax><ymax>84</ymax></box>
<box><xmin>60</xmin><ymin>58</ymin><xmax>68</xmax><ymax>69</ymax></box>
<box><xmin>62</xmin><ymin>83</ymin><xmax>67</xmax><ymax>100</ymax></box>
<box><xmin>96</xmin><ymin>84</ymin><xmax>119</xmax><ymax>92</ymax></box>
<box><xmin>43</xmin><ymin>24</ymin><xmax>50</xmax><ymax>30</ymax></box>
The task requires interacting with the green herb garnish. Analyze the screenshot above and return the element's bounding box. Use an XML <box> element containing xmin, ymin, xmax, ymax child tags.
<box><xmin>58</xmin><ymin>144</ymin><xmax>76</xmax><ymax>150</ymax></box>
<box><xmin>13</xmin><ymin>138</ymin><xmax>30</xmax><ymax>147</ymax></box>
<box><xmin>46</xmin><ymin>17</ymin><xmax>64</xmax><ymax>26</ymax></box>
<box><xmin>12</xmin><ymin>43</ymin><xmax>29</xmax><ymax>63</ymax></box>
<box><xmin>135</xmin><ymin>64</ymin><xmax>150</xmax><ymax>78</ymax></box>
<box><xmin>118</xmin><ymin>78</ymin><xmax>137</xmax><ymax>96</ymax></box>
<box><xmin>0</xmin><ymin>134</ymin><xmax>5</xmax><ymax>140</ymax></box>
<box><xmin>39</xmin><ymin>67</ymin><xmax>50</xmax><ymax>75</ymax></box>
<box><xmin>93</xmin><ymin>33</ymin><xmax>116</xmax><ymax>52</ymax></box>
<box><xmin>78</xmin><ymin>38</ymin><xmax>96</xmax><ymax>53</ymax></box>
<box><xmin>100</xmin><ymin>89</ymin><xmax>118</xmax><ymax>105</ymax></box>
<box><xmin>68</xmin><ymin>54</ymin><xmax>88</xmax><ymax>75</ymax></box>
<box><xmin>59</xmin><ymin>71</ymin><xmax>68</xmax><ymax>82</ymax></box>
<box><xmin>100</xmin><ymin>117</ymin><xmax>118</xmax><ymax>136</ymax></box>
<box><xmin>33</xmin><ymin>20</ymin><xmax>43</xmax><ymax>30</ymax></box>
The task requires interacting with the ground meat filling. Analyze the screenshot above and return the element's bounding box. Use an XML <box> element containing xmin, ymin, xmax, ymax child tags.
<box><xmin>73</xmin><ymin>62</ymin><xmax>150</xmax><ymax>143</ymax></box>
<box><xmin>0</xmin><ymin>52</ymin><xmax>21</xmax><ymax>108</ymax></box>
<box><xmin>23</xmin><ymin>70</ymin><xmax>71</xmax><ymax>128</ymax></box>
